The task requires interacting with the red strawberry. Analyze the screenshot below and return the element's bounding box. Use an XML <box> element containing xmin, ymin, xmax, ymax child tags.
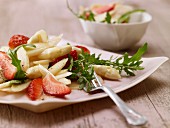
<box><xmin>8</xmin><ymin>35</ymin><xmax>29</xmax><ymax>49</ymax></box>
<box><xmin>70</xmin><ymin>50</ymin><xmax>78</xmax><ymax>60</ymax></box>
<box><xmin>43</xmin><ymin>73</ymin><xmax>71</xmax><ymax>97</ymax></box>
<box><xmin>50</xmin><ymin>54</ymin><xmax>68</xmax><ymax>66</ymax></box>
<box><xmin>75</xmin><ymin>45</ymin><xmax>90</xmax><ymax>54</ymax></box>
<box><xmin>0</xmin><ymin>51</ymin><xmax>17</xmax><ymax>80</ymax></box>
<box><xmin>85</xmin><ymin>11</ymin><xmax>90</xmax><ymax>19</ymax></box>
<box><xmin>92</xmin><ymin>4</ymin><xmax>115</xmax><ymax>14</ymax></box>
<box><xmin>50</xmin><ymin>50</ymin><xmax>78</xmax><ymax>68</ymax></box>
<box><xmin>27</xmin><ymin>78</ymin><xmax>43</xmax><ymax>101</ymax></box>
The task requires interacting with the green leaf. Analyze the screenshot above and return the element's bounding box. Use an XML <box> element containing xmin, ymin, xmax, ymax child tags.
<box><xmin>117</xmin><ymin>9</ymin><xmax>145</xmax><ymax>23</ymax></box>
<box><xmin>68</xmin><ymin>55</ymin><xmax>73</xmax><ymax>71</ymax></box>
<box><xmin>22</xmin><ymin>44</ymin><xmax>36</xmax><ymax>50</ymax></box>
<box><xmin>7</xmin><ymin>44</ymin><xmax>35</xmax><ymax>80</ymax></box>
<box><xmin>69</xmin><ymin>43</ymin><xmax>148</xmax><ymax>92</ymax></box>
<box><xmin>105</xmin><ymin>12</ymin><xmax>112</xmax><ymax>23</ymax></box>
<box><xmin>79</xmin><ymin>10</ymin><xmax>95</xmax><ymax>21</ymax></box>
<box><xmin>88</xmin><ymin>11</ymin><xmax>95</xmax><ymax>21</ymax></box>
<box><xmin>12</xmin><ymin>44</ymin><xmax>36</xmax><ymax>54</ymax></box>
<box><xmin>129</xmin><ymin>43</ymin><xmax>147</xmax><ymax>62</ymax></box>
<box><xmin>114</xmin><ymin>43</ymin><xmax>147</xmax><ymax>75</ymax></box>
<box><xmin>8</xmin><ymin>49</ymin><xmax>26</xmax><ymax>80</ymax></box>
<box><xmin>67</xmin><ymin>0</ymin><xmax>96</xmax><ymax>22</ymax></box>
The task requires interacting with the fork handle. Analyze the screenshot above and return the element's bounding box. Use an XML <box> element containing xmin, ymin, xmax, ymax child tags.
<box><xmin>99</xmin><ymin>86</ymin><xmax>147</xmax><ymax>126</ymax></box>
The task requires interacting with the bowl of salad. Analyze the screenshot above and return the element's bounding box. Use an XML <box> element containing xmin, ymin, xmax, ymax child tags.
<box><xmin>67</xmin><ymin>0</ymin><xmax>152</xmax><ymax>51</ymax></box>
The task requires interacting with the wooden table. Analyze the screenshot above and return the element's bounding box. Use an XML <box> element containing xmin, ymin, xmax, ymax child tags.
<box><xmin>0</xmin><ymin>0</ymin><xmax>170</xmax><ymax>128</ymax></box>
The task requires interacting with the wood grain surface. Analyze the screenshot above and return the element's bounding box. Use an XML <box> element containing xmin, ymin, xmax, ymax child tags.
<box><xmin>0</xmin><ymin>0</ymin><xmax>170</xmax><ymax>128</ymax></box>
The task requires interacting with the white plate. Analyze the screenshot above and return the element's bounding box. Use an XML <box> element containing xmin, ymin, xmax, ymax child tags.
<box><xmin>0</xmin><ymin>39</ymin><xmax>168</xmax><ymax>112</ymax></box>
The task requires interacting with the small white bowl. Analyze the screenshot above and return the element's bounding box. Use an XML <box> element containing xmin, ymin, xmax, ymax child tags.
<box><xmin>79</xmin><ymin>12</ymin><xmax>152</xmax><ymax>51</ymax></box>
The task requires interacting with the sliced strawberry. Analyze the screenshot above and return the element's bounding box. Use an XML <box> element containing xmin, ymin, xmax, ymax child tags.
<box><xmin>85</xmin><ymin>11</ymin><xmax>90</xmax><ymax>19</ymax></box>
<box><xmin>0</xmin><ymin>51</ymin><xmax>17</xmax><ymax>80</ymax></box>
<box><xmin>43</xmin><ymin>74</ymin><xmax>71</xmax><ymax>97</ymax></box>
<box><xmin>70</xmin><ymin>50</ymin><xmax>78</xmax><ymax>60</ymax></box>
<box><xmin>27</xmin><ymin>78</ymin><xmax>43</xmax><ymax>101</ymax></box>
<box><xmin>50</xmin><ymin>54</ymin><xmax>68</xmax><ymax>66</ymax></box>
<box><xmin>75</xmin><ymin>45</ymin><xmax>90</xmax><ymax>54</ymax></box>
<box><xmin>50</xmin><ymin>50</ymin><xmax>78</xmax><ymax>68</ymax></box>
<box><xmin>8</xmin><ymin>35</ymin><xmax>29</xmax><ymax>49</ymax></box>
<box><xmin>92</xmin><ymin>4</ymin><xmax>115</xmax><ymax>14</ymax></box>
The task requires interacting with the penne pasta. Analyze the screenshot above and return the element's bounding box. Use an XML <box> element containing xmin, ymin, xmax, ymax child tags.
<box><xmin>48</xmin><ymin>34</ymin><xmax>63</xmax><ymax>46</ymax></box>
<box><xmin>41</xmin><ymin>64</ymin><xmax>49</xmax><ymax>69</ymax></box>
<box><xmin>57</xmin><ymin>69</ymin><xmax>68</xmax><ymax>75</ymax></box>
<box><xmin>0</xmin><ymin>81</ymin><xmax>12</xmax><ymax>89</ymax></box>
<box><xmin>33</xmin><ymin>60</ymin><xmax>50</xmax><ymax>65</ymax></box>
<box><xmin>27</xmin><ymin>47</ymin><xmax>47</xmax><ymax>57</ymax></box>
<box><xmin>27</xmin><ymin>29</ymin><xmax>48</xmax><ymax>44</ymax></box>
<box><xmin>93</xmin><ymin>65</ymin><xmax>121</xmax><ymax>80</ymax></box>
<box><xmin>0</xmin><ymin>46</ymin><xmax>9</xmax><ymax>52</ymax></box>
<box><xmin>38</xmin><ymin>45</ymin><xmax>72</xmax><ymax>60</ymax></box>
<box><xmin>68</xmin><ymin>82</ymin><xmax>79</xmax><ymax>90</ymax></box>
<box><xmin>0</xmin><ymin>80</ymin><xmax>21</xmax><ymax>89</ymax></box>
<box><xmin>39</xmin><ymin>65</ymin><xmax>48</xmax><ymax>78</ymax></box>
<box><xmin>34</xmin><ymin>43</ymin><xmax>53</xmax><ymax>49</ymax></box>
<box><xmin>11</xmin><ymin>81</ymin><xmax>31</xmax><ymax>92</ymax></box>
<box><xmin>0</xmin><ymin>81</ymin><xmax>31</xmax><ymax>93</ymax></box>
<box><xmin>26</xmin><ymin>65</ymin><xmax>42</xmax><ymax>79</ymax></box>
<box><xmin>17</xmin><ymin>47</ymin><xmax>30</xmax><ymax>71</ymax></box>
<box><xmin>59</xmin><ymin>45</ymin><xmax>72</xmax><ymax>57</ymax></box>
<box><xmin>38</xmin><ymin>47</ymin><xmax>61</xmax><ymax>60</ymax></box>
<box><xmin>29</xmin><ymin>62</ymin><xmax>34</xmax><ymax>68</ymax></box>
<box><xmin>72</xmin><ymin>46</ymin><xmax>82</xmax><ymax>54</ymax></box>
<box><xmin>55</xmin><ymin>72</ymin><xmax>72</xmax><ymax>79</ymax></box>
<box><xmin>32</xmin><ymin>60</ymin><xmax>50</xmax><ymax>69</ymax></box>
<box><xmin>0</xmin><ymin>87</ymin><xmax>12</xmax><ymax>92</ymax></box>
<box><xmin>49</xmin><ymin>58</ymin><xmax>68</xmax><ymax>75</ymax></box>
<box><xmin>58</xmin><ymin>78</ymin><xmax>71</xmax><ymax>85</ymax></box>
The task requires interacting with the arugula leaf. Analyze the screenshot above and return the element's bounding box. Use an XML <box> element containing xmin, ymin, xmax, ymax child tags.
<box><xmin>69</xmin><ymin>43</ymin><xmax>147</xmax><ymax>92</ymax></box>
<box><xmin>79</xmin><ymin>11</ymin><xmax>95</xmax><ymax>21</ymax></box>
<box><xmin>87</xmin><ymin>11</ymin><xmax>95</xmax><ymax>21</ymax></box>
<box><xmin>8</xmin><ymin>44</ymin><xmax>36</xmax><ymax>80</ymax></box>
<box><xmin>114</xmin><ymin>43</ymin><xmax>147</xmax><ymax>75</ymax></box>
<box><xmin>129</xmin><ymin>43</ymin><xmax>147</xmax><ymax>62</ymax></box>
<box><xmin>103</xmin><ymin>12</ymin><xmax>112</xmax><ymax>23</ymax></box>
<box><xmin>8</xmin><ymin>49</ymin><xmax>26</xmax><ymax>80</ymax></box>
<box><xmin>68</xmin><ymin>54</ymin><xmax>74</xmax><ymax>71</ymax></box>
<box><xmin>12</xmin><ymin>44</ymin><xmax>36</xmax><ymax>55</ymax></box>
<box><xmin>117</xmin><ymin>9</ymin><xmax>145</xmax><ymax>23</ymax></box>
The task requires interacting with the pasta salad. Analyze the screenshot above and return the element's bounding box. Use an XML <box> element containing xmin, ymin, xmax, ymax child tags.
<box><xmin>0</xmin><ymin>30</ymin><xmax>147</xmax><ymax>100</ymax></box>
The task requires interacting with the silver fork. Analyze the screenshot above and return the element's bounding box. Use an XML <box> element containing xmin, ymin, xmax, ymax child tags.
<box><xmin>91</xmin><ymin>72</ymin><xmax>147</xmax><ymax>126</ymax></box>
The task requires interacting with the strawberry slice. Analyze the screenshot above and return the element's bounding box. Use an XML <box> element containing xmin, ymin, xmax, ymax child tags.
<box><xmin>8</xmin><ymin>35</ymin><xmax>29</xmax><ymax>49</ymax></box>
<box><xmin>70</xmin><ymin>50</ymin><xmax>78</xmax><ymax>60</ymax></box>
<box><xmin>92</xmin><ymin>4</ymin><xmax>115</xmax><ymax>14</ymax></box>
<box><xmin>75</xmin><ymin>45</ymin><xmax>90</xmax><ymax>54</ymax></box>
<box><xmin>50</xmin><ymin>50</ymin><xmax>78</xmax><ymax>67</ymax></box>
<box><xmin>27</xmin><ymin>78</ymin><xmax>43</xmax><ymax>101</ymax></box>
<box><xmin>50</xmin><ymin>54</ymin><xmax>68</xmax><ymax>67</ymax></box>
<box><xmin>0</xmin><ymin>51</ymin><xmax>17</xmax><ymax>80</ymax></box>
<box><xmin>43</xmin><ymin>73</ymin><xmax>71</xmax><ymax>97</ymax></box>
